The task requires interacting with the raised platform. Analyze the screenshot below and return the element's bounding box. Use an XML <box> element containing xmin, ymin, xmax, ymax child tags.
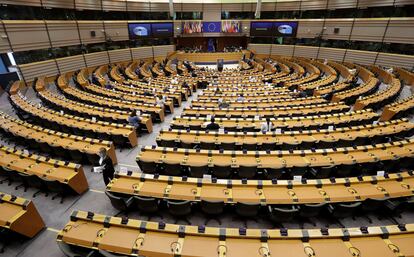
<box><xmin>175</xmin><ymin>51</ymin><xmax>248</xmax><ymax>64</ymax></box>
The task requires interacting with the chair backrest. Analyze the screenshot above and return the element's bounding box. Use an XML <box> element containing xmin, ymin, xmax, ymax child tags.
<box><xmin>201</xmin><ymin>200</ymin><xmax>224</xmax><ymax>215</ymax></box>
<box><xmin>235</xmin><ymin>202</ymin><xmax>260</xmax><ymax>217</ymax></box>
<box><xmin>163</xmin><ymin>163</ymin><xmax>183</xmax><ymax>176</ymax></box>
<box><xmin>105</xmin><ymin>191</ymin><xmax>128</xmax><ymax>211</ymax></box>
<box><xmin>212</xmin><ymin>165</ymin><xmax>232</xmax><ymax>178</ymax></box>
<box><xmin>134</xmin><ymin>196</ymin><xmax>159</xmax><ymax>213</ymax></box>
<box><xmin>299</xmin><ymin>203</ymin><xmax>327</xmax><ymax>217</ymax></box>
<box><xmin>238</xmin><ymin>166</ymin><xmax>257</xmax><ymax>179</ymax></box>
<box><xmin>269</xmin><ymin>205</ymin><xmax>299</xmax><ymax>222</ymax></box>
<box><xmin>189</xmin><ymin>165</ymin><xmax>209</xmax><ymax>178</ymax></box>
<box><xmin>167</xmin><ymin>200</ymin><xmax>192</xmax><ymax>216</ymax></box>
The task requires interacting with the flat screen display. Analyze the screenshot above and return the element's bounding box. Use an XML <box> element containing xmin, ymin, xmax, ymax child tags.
<box><xmin>250</xmin><ymin>21</ymin><xmax>298</xmax><ymax>37</ymax></box>
<box><xmin>151</xmin><ymin>23</ymin><xmax>174</xmax><ymax>37</ymax></box>
<box><xmin>128</xmin><ymin>23</ymin><xmax>151</xmax><ymax>38</ymax></box>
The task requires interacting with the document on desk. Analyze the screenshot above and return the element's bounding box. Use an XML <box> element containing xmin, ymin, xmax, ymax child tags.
<box><xmin>93</xmin><ymin>166</ymin><xmax>104</xmax><ymax>173</ymax></box>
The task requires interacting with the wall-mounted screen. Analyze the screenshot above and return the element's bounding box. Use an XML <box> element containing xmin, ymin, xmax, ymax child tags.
<box><xmin>151</xmin><ymin>23</ymin><xmax>174</xmax><ymax>37</ymax></box>
<box><xmin>222</xmin><ymin>20</ymin><xmax>241</xmax><ymax>33</ymax></box>
<box><xmin>128</xmin><ymin>23</ymin><xmax>151</xmax><ymax>38</ymax></box>
<box><xmin>202</xmin><ymin>22</ymin><xmax>221</xmax><ymax>33</ymax></box>
<box><xmin>183</xmin><ymin>21</ymin><xmax>202</xmax><ymax>34</ymax></box>
<box><xmin>250</xmin><ymin>21</ymin><xmax>298</xmax><ymax>37</ymax></box>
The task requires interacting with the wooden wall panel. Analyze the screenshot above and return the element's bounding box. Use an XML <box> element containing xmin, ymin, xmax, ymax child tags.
<box><xmin>179</xmin><ymin>3</ymin><xmax>203</xmax><ymax>12</ymax></box>
<box><xmin>261</xmin><ymin>2</ymin><xmax>276</xmax><ymax>11</ymax></box>
<box><xmin>78</xmin><ymin>21</ymin><xmax>105</xmax><ymax>44</ymax></box>
<box><xmin>384</xmin><ymin>18</ymin><xmax>414</xmax><ymax>44</ymax></box>
<box><xmin>300</xmin><ymin>0</ymin><xmax>329</xmax><ymax>10</ymax></box>
<box><xmin>322</xmin><ymin>19</ymin><xmax>353</xmax><ymax>40</ymax></box>
<box><xmin>271</xmin><ymin>44</ymin><xmax>294</xmax><ymax>57</ymax></box>
<box><xmin>4</xmin><ymin>21</ymin><xmax>50</xmax><ymax>52</ymax></box>
<box><xmin>104</xmin><ymin>21</ymin><xmax>129</xmax><ymax>41</ymax></box>
<box><xmin>74</xmin><ymin>0</ymin><xmax>102</xmax><ymax>10</ymax></box>
<box><xmin>108</xmin><ymin>48</ymin><xmax>131</xmax><ymax>63</ymax></box>
<box><xmin>0</xmin><ymin>23</ymin><xmax>11</xmax><ymax>53</ymax></box>
<box><xmin>102</xmin><ymin>0</ymin><xmax>126</xmax><ymax>11</ymax></box>
<box><xmin>203</xmin><ymin>4</ymin><xmax>221</xmax><ymax>21</ymax></box>
<box><xmin>327</xmin><ymin>0</ymin><xmax>358</xmax><ymax>9</ymax></box>
<box><xmin>84</xmin><ymin>51</ymin><xmax>109</xmax><ymax>67</ymax></box>
<box><xmin>0</xmin><ymin>0</ymin><xmax>41</xmax><ymax>6</ymax></box>
<box><xmin>56</xmin><ymin>55</ymin><xmax>86</xmax><ymax>74</ymax></box>
<box><xmin>394</xmin><ymin>0</ymin><xmax>414</xmax><ymax>6</ymax></box>
<box><xmin>46</xmin><ymin>21</ymin><xmax>80</xmax><ymax>48</ymax></box>
<box><xmin>275</xmin><ymin>1</ymin><xmax>301</xmax><ymax>11</ymax></box>
<box><xmin>153</xmin><ymin>45</ymin><xmax>175</xmax><ymax>58</ymax></box>
<box><xmin>131</xmin><ymin>46</ymin><xmax>153</xmax><ymax>60</ymax></box>
<box><xmin>42</xmin><ymin>0</ymin><xmax>75</xmax><ymax>8</ymax></box>
<box><xmin>126</xmin><ymin>1</ymin><xmax>151</xmax><ymax>12</ymax></box>
<box><xmin>376</xmin><ymin>52</ymin><xmax>414</xmax><ymax>70</ymax></box>
<box><xmin>351</xmin><ymin>19</ymin><xmax>387</xmax><ymax>42</ymax></box>
<box><xmin>297</xmin><ymin>19</ymin><xmax>324</xmax><ymax>38</ymax></box>
<box><xmin>222</xmin><ymin>3</ymin><xmax>243</xmax><ymax>11</ymax></box>
<box><xmin>247</xmin><ymin>44</ymin><xmax>271</xmax><ymax>55</ymax></box>
<box><xmin>150</xmin><ymin>3</ymin><xmax>169</xmax><ymax>12</ymax></box>
<box><xmin>358</xmin><ymin>0</ymin><xmax>395</xmax><ymax>8</ymax></box>
<box><xmin>318</xmin><ymin>47</ymin><xmax>346</xmax><ymax>62</ymax></box>
<box><xmin>18</xmin><ymin>59</ymin><xmax>58</xmax><ymax>83</ymax></box>
<box><xmin>344</xmin><ymin>49</ymin><xmax>378</xmax><ymax>65</ymax></box>
<box><xmin>294</xmin><ymin>45</ymin><xmax>319</xmax><ymax>59</ymax></box>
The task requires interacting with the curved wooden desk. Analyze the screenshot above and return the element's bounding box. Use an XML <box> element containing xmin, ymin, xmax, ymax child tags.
<box><xmin>58</xmin><ymin>210</ymin><xmax>414</xmax><ymax>257</ymax></box>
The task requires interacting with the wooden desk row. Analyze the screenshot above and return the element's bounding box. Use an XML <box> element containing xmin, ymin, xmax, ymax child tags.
<box><xmin>202</xmin><ymin>87</ymin><xmax>289</xmax><ymax>94</ymax></box>
<box><xmin>197</xmin><ymin>92</ymin><xmax>294</xmax><ymax>101</ymax></box>
<box><xmin>57</xmin><ymin>79</ymin><xmax>165</xmax><ymax>122</ymax></box>
<box><xmin>80</xmin><ymin>81</ymin><xmax>175</xmax><ymax>114</ymax></box>
<box><xmin>36</xmin><ymin>85</ymin><xmax>153</xmax><ymax>133</ymax></box>
<box><xmin>157</xmin><ymin>119</ymin><xmax>414</xmax><ymax>148</ymax></box>
<box><xmin>10</xmin><ymin>93</ymin><xmax>138</xmax><ymax>147</ymax></box>
<box><xmin>170</xmin><ymin>110</ymin><xmax>379</xmax><ymax>131</ymax></box>
<box><xmin>394</xmin><ymin>67</ymin><xmax>414</xmax><ymax>86</ymax></box>
<box><xmin>0</xmin><ymin>112</ymin><xmax>117</xmax><ymax>164</ymax></box>
<box><xmin>190</xmin><ymin>96</ymin><xmax>327</xmax><ymax>108</ymax></box>
<box><xmin>108</xmin><ymin>170</ymin><xmax>414</xmax><ymax>205</ymax></box>
<box><xmin>380</xmin><ymin>95</ymin><xmax>414</xmax><ymax>121</ymax></box>
<box><xmin>0</xmin><ymin>192</ymin><xmax>44</xmax><ymax>238</ymax></box>
<box><xmin>332</xmin><ymin>77</ymin><xmax>379</xmax><ymax>104</ymax></box>
<box><xmin>181</xmin><ymin>102</ymin><xmax>350</xmax><ymax>118</ymax></box>
<box><xmin>354</xmin><ymin>78</ymin><xmax>402</xmax><ymax>111</ymax></box>
<box><xmin>58</xmin><ymin>210</ymin><xmax>414</xmax><ymax>257</ymax></box>
<box><xmin>137</xmin><ymin>138</ymin><xmax>414</xmax><ymax>171</ymax></box>
<box><xmin>0</xmin><ymin>145</ymin><xmax>88</xmax><ymax>194</ymax></box>
<box><xmin>313</xmin><ymin>82</ymin><xmax>352</xmax><ymax>96</ymax></box>
<box><xmin>125</xmin><ymin>79</ymin><xmax>189</xmax><ymax>101</ymax></box>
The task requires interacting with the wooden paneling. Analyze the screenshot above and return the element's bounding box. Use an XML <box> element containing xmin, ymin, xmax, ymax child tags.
<box><xmin>102</xmin><ymin>0</ymin><xmax>126</xmax><ymax>12</ymax></box>
<box><xmin>261</xmin><ymin>2</ymin><xmax>276</xmax><ymax>12</ymax></box>
<box><xmin>153</xmin><ymin>45</ymin><xmax>175</xmax><ymax>58</ymax></box>
<box><xmin>376</xmin><ymin>52</ymin><xmax>414</xmax><ymax>70</ymax></box>
<box><xmin>322</xmin><ymin>19</ymin><xmax>353</xmax><ymax>40</ymax></box>
<box><xmin>222</xmin><ymin>3</ymin><xmax>243</xmax><ymax>11</ymax></box>
<box><xmin>178</xmin><ymin>3</ymin><xmax>203</xmax><ymax>12</ymax></box>
<box><xmin>351</xmin><ymin>19</ymin><xmax>388</xmax><ymax>42</ymax></box>
<box><xmin>131</xmin><ymin>46</ymin><xmax>153</xmax><ymax>60</ymax></box>
<box><xmin>294</xmin><ymin>45</ymin><xmax>319</xmax><ymax>59</ymax></box>
<box><xmin>271</xmin><ymin>44</ymin><xmax>294</xmax><ymax>57</ymax></box>
<box><xmin>384</xmin><ymin>18</ymin><xmax>414</xmax><ymax>44</ymax></box>
<box><xmin>19</xmin><ymin>59</ymin><xmax>58</xmax><ymax>83</ymax></box>
<box><xmin>84</xmin><ymin>51</ymin><xmax>109</xmax><ymax>67</ymax></box>
<box><xmin>103</xmin><ymin>21</ymin><xmax>129</xmax><ymax>41</ymax></box>
<box><xmin>300</xmin><ymin>0</ymin><xmax>329</xmax><ymax>10</ymax></box>
<box><xmin>203</xmin><ymin>4</ymin><xmax>221</xmax><ymax>21</ymax></box>
<box><xmin>248</xmin><ymin>44</ymin><xmax>271</xmax><ymax>55</ymax></box>
<box><xmin>318</xmin><ymin>47</ymin><xmax>346</xmax><ymax>62</ymax></box>
<box><xmin>56</xmin><ymin>55</ymin><xmax>86</xmax><ymax>74</ymax></box>
<box><xmin>78</xmin><ymin>21</ymin><xmax>105</xmax><ymax>44</ymax></box>
<box><xmin>108</xmin><ymin>48</ymin><xmax>131</xmax><ymax>63</ymax></box>
<box><xmin>4</xmin><ymin>21</ymin><xmax>50</xmax><ymax>52</ymax></box>
<box><xmin>126</xmin><ymin>1</ymin><xmax>151</xmax><ymax>12</ymax></box>
<box><xmin>46</xmin><ymin>21</ymin><xmax>80</xmax><ymax>48</ymax></box>
<box><xmin>297</xmin><ymin>19</ymin><xmax>324</xmax><ymax>38</ymax></box>
<box><xmin>275</xmin><ymin>1</ymin><xmax>301</xmax><ymax>11</ymax></box>
<box><xmin>344</xmin><ymin>49</ymin><xmax>378</xmax><ymax>65</ymax></box>
<box><xmin>149</xmin><ymin>2</ymin><xmax>169</xmax><ymax>12</ymax></box>
<box><xmin>74</xmin><ymin>0</ymin><xmax>102</xmax><ymax>10</ymax></box>
<box><xmin>0</xmin><ymin>22</ymin><xmax>11</xmax><ymax>53</ymax></box>
<box><xmin>42</xmin><ymin>0</ymin><xmax>75</xmax><ymax>8</ymax></box>
<box><xmin>327</xmin><ymin>0</ymin><xmax>358</xmax><ymax>9</ymax></box>
<box><xmin>358</xmin><ymin>0</ymin><xmax>395</xmax><ymax>8</ymax></box>
<box><xmin>0</xmin><ymin>0</ymin><xmax>41</xmax><ymax>6</ymax></box>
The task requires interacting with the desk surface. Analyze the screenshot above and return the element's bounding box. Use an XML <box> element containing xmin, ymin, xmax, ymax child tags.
<box><xmin>58</xmin><ymin>210</ymin><xmax>414</xmax><ymax>257</ymax></box>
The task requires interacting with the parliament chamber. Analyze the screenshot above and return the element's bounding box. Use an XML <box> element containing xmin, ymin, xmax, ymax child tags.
<box><xmin>0</xmin><ymin>0</ymin><xmax>414</xmax><ymax>256</ymax></box>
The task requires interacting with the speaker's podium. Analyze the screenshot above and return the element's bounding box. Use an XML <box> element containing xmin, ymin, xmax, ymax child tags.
<box><xmin>217</xmin><ymin>59</ymin><xmax>224</xmax><ymax>72</ymax></box>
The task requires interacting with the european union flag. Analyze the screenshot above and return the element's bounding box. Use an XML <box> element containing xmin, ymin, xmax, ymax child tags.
<box><xmin>202</xmin><ymin>22</ymin><xmax>221</xmax><ymax>33</ymax></box>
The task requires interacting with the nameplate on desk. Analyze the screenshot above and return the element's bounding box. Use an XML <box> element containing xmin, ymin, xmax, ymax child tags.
<box><xmin>91</xmin><ymin>117</ymin><xmax>96</xmax><ymax>122</ymax></box>
<box><xmin>293</xmin><ymin>176</ymin><xmax>302</xmax><ymax>182</ymax></box>
<box><xmin>119</xmin><ymin>166</ymin><xmax>128</xmax><ymax>174</ymax></box>
<box><xmin>377</xmin><ymin>171</ymin><xmax>385</xmax><ymax>177</ymax></box>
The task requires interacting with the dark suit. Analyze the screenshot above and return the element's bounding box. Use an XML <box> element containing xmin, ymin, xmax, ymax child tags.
<box><xmin>101</xmin><ymin>157</ymin><xmax>115</xmax><ymax>185</ymax></box>
<box><xmin>206</xmin><ymin>122</ymin><xmax>220</xmax><ymax>131</ymax></box>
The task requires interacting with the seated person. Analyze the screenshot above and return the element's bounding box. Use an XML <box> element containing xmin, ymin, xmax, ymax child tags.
<box><xmin>205</xmin><ymin>117</ymin><xmax>220</xmax><ymax>131</ymax></box>
<box><xmin>218</xmin><ymin>98</ymin><xmax>230</xmax><ymax>108</ymax></box>
<box><xmin>105</xmin><ymin>83</ymin><xmax>113</xmax><ymax>90</ymax></box>
<box><xmin>214</xmin><ymin>87</ymin><xmax>222</xmax><ymax>95</ymax></box>
<box><xmin>128</xmin><ymin>111</ymin><xmax>141</xmax><ymax>131</ymax></box>
<box><xmin>236</xmin><ymin>94</ymin><xmax>245</xmax><ymax>102</ymax></box>
<box><xmin>260</xmin><ymin>117</ymin><xmax>273</xmax><ymax>132</ymax></box>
